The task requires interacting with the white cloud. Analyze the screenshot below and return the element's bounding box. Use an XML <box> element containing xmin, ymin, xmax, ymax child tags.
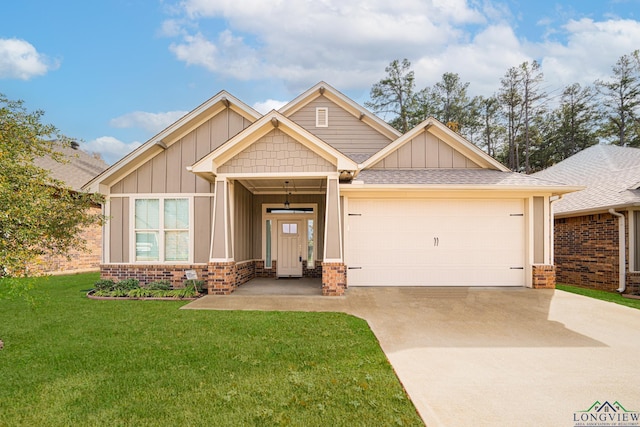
<box><xmin>81</xmin><ymin>136</ymin><xmax>142</xmax><ymax>165</ymax></box>
<box><xmin>0</xmin><ymin>38</ymin><xmax>58</xmax><ymax>80</ymax></box>
<box><xmin>109</xmin><ymin>110</ymin><xmax>189</xmax><ymax>134</ymax></box>
<box><xmin>163</xmin><ymin>0</ymin><xmax>640</xmax><ymax>98</ymax></box>
<box><xmin>252</xmin><ymin>99</ymin><xmax>287</xmax><ymax>114</ymax></box>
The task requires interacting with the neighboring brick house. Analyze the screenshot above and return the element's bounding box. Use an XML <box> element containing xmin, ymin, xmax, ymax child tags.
<box><xmin>31</xmin><ymin>142</ymin><xmax>108</xmax><ymax>275</ymax></box>
<box><xmin>533</xmin><ymin>144</ymin><xmax>640</xmax><ymax>294</ymax></box>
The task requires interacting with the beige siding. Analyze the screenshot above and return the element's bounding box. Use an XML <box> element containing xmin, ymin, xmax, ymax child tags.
<box><xmin>372</xmin><ymin>132</ymin><xmax>481</xmax><ymax>169</ymax></box>
<box><xmin>194</xmin><ymin>196</ymin><xmax>213</xmax><ymax>263</ymax></box>
<box><xmin>109</xmin><ymin>197</ymin><xmax>129</xmax><ymax>263</ymax></box>
<box><xmin>533</xmin><ymin>196</ymin><xmax>545</xmax><ymax>264</ymax></box>
<box><xmin>211</xmin><ymin>181</ymin><xmax>227</xmax><ymax>259</ymax></box>
<box><xmin>252</xmin><ymin>194</ymin><xmax>325</xmax><ymax>260</ymax></box>
<box><xmin>218</xmin><ymin>129</ymin><xmax>335</xmax><ymax>174</ymax></box>
<box><xmin>233</xmin><ymin>183</ymin><xmax>253</xmax><ymax>262</ymax></box>
<box><xmin>288</xmin><ymin>96</ymin><xmax>392</xmax><ymax>157</ymax></box>
<box><xmin>110</xmin><ymin>108</ymin><xmax>250</xmax><ymax>195</ymax></box>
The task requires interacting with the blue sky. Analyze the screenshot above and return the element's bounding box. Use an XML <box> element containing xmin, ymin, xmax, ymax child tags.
<box><xmin>2</xmin><ymin>0</ymin><xmax>639</xmax><ymax>164</ymax></box>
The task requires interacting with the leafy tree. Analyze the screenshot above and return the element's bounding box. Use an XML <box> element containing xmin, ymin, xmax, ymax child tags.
<box><xmin>0</xmin><ymin>94</ymin><xmax>103</xmax><ymax>279</ymax></box>
<box><xmin>366</xmin><ymin>59</ymin><xmax>417</xmax><ymax>133</ymax></box>
<box><xmin>475</xmin><ymin>95</ymin><xmax>504</xmax><ymax>158</ymax></box>
<box><xmin>498</xmin><ymin>66</ymin><xmax>523</xmax><ymax>170</ymax></box>
<box><xmin>519</xmin><ymin>61</ymin><xmax>546</xmax><ymax>173</ymax></box>
<box><xmin>596</xmin><ymin>50</ymin><xmax>640</xmax><ymax>146</ymax></box>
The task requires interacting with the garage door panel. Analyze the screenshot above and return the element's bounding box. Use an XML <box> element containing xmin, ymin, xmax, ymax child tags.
<box><xmin>346</xmin><ymin>199</ymin><xmax>525</xmax><ymax>287</ymax></box>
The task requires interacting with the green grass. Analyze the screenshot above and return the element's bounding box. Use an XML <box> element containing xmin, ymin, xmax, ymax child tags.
<box><xmin>556</xmin><ymin>284</ymin><xmax>640</xmax><ymax>310</ymax></box>
<box><xmin>0</xmin><ymin>273</ymin><xmax>422</xmax><ymax>426</ymax></box>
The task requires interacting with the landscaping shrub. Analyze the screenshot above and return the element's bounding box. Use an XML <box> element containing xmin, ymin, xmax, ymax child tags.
<box><xmin>184</xmin><ymin>279</ymin><xmax>205</xmax><ymax>293</ymax></box>
<box><xmin>146</xmin><ymin>280</ymin><xmax>172</xmax><ymax>290</ymax></box>
<box><xmin>93</xmin><ymin>279</ymin><xmax>116</xmax><ymax>291</ymax></box>
<box><xmin>113</xmin><ymin>278</ymin><xmax>139</xmax><ymax>291</ymax></box>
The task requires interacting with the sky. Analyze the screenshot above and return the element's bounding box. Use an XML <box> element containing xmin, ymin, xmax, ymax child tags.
<box><xmin>1</xmin><ymin>0</ymin><xmax>640</xmax><ymax>164</ymax></box>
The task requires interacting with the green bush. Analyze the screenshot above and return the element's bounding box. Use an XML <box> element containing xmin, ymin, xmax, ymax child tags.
<box><xmin>128</xmin><ymin>288</ymin><xmax>153</xmax><ymax>298</ymax></box>
<box><xmin>114</xmin><ymin>278</ymin><xmax>140</xmax><ymax>291</ymax></box>
<box><xmin>93</xmin><ymin>279</ymin><xmax>116</xmax><ymax>291</ymax></box>
<box><xmin>146</xmin><ymin>280</ymin><xmax>172</xmax><ymax>290</ymax></box>
<box><xmin>184</xmin><ymin>279</ymin><xmax>205</xmax><ymax>293</ymax></box>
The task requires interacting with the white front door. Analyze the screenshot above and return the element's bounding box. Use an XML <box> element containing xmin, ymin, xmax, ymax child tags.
<box><xmin>277</xmin><ymin>220</ymin><xmax>303</xmax><ymax>277</ymax></box>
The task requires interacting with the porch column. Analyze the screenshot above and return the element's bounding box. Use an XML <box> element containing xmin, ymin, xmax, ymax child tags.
<box><xmin>530</xmin><ymin>195</ymin><xmax>555</xmax><ymax>289</ymax></box>
<box><xmin>322</xmin><ymin>177</ymin><xmax>346</xmax><ymax>296</ymax></box>
<box><xmin>208</xmin><ymin>178</ymin><xmax>237</xmax><ymax>294</ymax></box>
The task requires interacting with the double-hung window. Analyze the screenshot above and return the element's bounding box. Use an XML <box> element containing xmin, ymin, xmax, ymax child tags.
<box><xmin>134</xmin><ymin>198</ymin><xmax>190</xmax><ymax>262</ymax></box>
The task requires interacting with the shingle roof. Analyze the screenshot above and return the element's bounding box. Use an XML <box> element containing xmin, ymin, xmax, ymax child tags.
<box><xmin>532</xmin><ymin>144</ymin><xmax>640</xmax><ymax>214</ymax></box>
<box><xmin>34</xmin><ymin>143</ymin><xmax>109</xmax><ymax>192</ymax></box>
<box><xmin>354</xmin><ymin>168</ymin><xmax>568</xmax><ymax>187</ymax></box>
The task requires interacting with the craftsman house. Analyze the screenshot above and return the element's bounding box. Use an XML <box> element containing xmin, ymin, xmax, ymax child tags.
<box><xmin>534</xmin><ymin>144</ymin><xmax>640</xmax><ymax>294</ymax></box>
<box><xmin>83</xmin><ymin>82</ymin><xmax>577</xmax><ymax>295</ymax></box>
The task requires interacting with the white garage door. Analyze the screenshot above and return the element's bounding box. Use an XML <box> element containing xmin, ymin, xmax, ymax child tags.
<box><xmin>345</xmin><ymin>199</ymin><xmax>525</xmax><ymax>286</ymax></box>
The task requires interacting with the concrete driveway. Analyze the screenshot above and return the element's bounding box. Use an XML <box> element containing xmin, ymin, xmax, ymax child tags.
<box><xmin>184</xmin><ymin>286</ymin><xmax>640</xmax><ymax>426</ymax></box>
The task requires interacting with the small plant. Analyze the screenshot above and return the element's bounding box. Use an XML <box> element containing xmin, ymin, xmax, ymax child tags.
<box><xmin>114</xmin><ymin>278</ymin><xmax>140</xmax><ymax>291</ymax></box>
<box><xmin>146</xmin><ymin>280</ymin><xmax>171</xmax><ymax>290</ymax></box>
<box><xmin>184</xmin><ymin>279</ymin><xmax>205</xmax><ymax>294</ymax></box>
<box><xmin>128</xmin><ymin>288</ymin><xmax>153</xmax><ymax>298</ymax></box>
<box><xmin>93</xmin><ymin>279</ymin><xmax>116</xmax><ymax>291</ymax></box>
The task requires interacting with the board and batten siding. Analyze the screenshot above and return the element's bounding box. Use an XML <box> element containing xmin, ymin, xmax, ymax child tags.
<box><xmin>233</xmin><ymin>182</ymin><xmax>254</xmax><ymax>262</ymax></box>
<box><xmin>252</xmin><ymin>194</ymin><xmax>326</xmax><ymax>261</ymax></box>
<box><xmin>109</xmin><ymin>197</ymin><xmax>130</xmax><ymax>263</ymax></box>
<box><xmin>288</xmin><ymin>96</ymin><xmax>392</xmax><ymax>158</ymax></box>
<box><xmin>194</xmin><ymin>196</ymin><xmax>214</xmax><ymax>263</ymax></box>
<box><xmin>110</xmin><ymin>109</ymin><xmax>250</xmax><ymax>194</ymax></box>
<box><xmin>372</xmin><ymin>132</ymin><xmax>481</xmax><ymax>169</ymax></box>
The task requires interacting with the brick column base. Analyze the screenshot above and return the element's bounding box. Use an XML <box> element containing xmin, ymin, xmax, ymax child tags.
<box><xmin>322</xmin><ymin>262</ymin><xmax>347</xmax><ymax>296</ymax></box>
<box><xmin>532</xmin><ymin>264</ymin><xmax>556</xmax><ymax>289</ymax></box>
<box><xmin>208</xmin><ymin>262</ymin><xmax>238</xmax><ymax>295</ymax></box>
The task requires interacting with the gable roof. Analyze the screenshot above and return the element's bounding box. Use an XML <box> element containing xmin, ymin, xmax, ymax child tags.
<box><xmin>83</xmin><ymin>91</ymin><xmax>261</xmax><ymax>193</ymax></box>
<box><xmin>533</xmin><ymin>144</ymin><xmax>640</xmax><ymax>214</ymax></box>
<box><xmin>360</xmin><ymin>117</ymin><xmax>509</xmax><ymax>171</ymax></box>
<box><xmin>189</xmin><ymin>110</ymin><xmax>358</xmax><ymax>179</ymax></box>
<box><xmin>35</xmin><ymin>142</ymin><xmax>108</xmax><ymax>192</ymax></box>
<box><xmin>279</xmin><ymin>81</ymin><xmax>401</xmax><ymax>142</ymax></box>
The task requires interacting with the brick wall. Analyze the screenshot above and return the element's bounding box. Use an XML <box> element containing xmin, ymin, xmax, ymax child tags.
<box><xmin>554</xmin><ymin>213</ymin><xmax>621</xmax><ymax>291</ymax></box>
<box><xmin>101</xmin><ymin>264</ymin><xmax>209</xmax><ymax>288</ymax></box>
<box><xmin>322</xmin><ymin>262</ymin><xmax>347</xmax><ymax>296</ymax></box>
<box><xmin>532</xmin><ymin>264</ymin><xmax>555</xmax><ymax>289</ymax></box>
<box><xmin>31</xmin><ymin>206</ymin><xmax>102</xmax><ymax>275</ymax></box>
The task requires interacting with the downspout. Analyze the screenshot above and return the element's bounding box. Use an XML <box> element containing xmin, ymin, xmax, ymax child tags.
<box><xmin>609</xmin><ymin>209</ymin><xmax>626</xmax><ymax>293</ymax></box>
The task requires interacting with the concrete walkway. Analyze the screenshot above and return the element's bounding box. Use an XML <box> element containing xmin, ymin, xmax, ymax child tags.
<box><xmin>183</xmin><ymin>285</ymin><xmax>640</xmax><ymax>427</ymax></box>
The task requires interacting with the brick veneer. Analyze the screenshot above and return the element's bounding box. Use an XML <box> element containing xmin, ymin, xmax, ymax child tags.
<box><xmin>101</xmin><ymin>264</ymin><xmax>209</xmax><ymax>288</ymax></box>
<box><xmin>554</xmin><ymin>213</ymin><xmax>621</xmax><ymax>292</ymax></box>
<box><xmin>322</xmin><ymin>262</ymin><xmax>347</xmax><ymax>296</ymax></box>
<box><xmin>532</xmin><ymin>264</ymin><xmax>556</xmax><ymax>289</ymax></box>
<box><xmin>32</xmin><ymin>206</ymin><xmax>102</xmax><ymax>275</ymax></box>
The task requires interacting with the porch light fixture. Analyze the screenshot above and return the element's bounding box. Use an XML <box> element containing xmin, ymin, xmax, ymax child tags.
<box><xmin>284</xmin><ymin>181</ymin><xmax>291</xmax><ymax>209</ymax></box>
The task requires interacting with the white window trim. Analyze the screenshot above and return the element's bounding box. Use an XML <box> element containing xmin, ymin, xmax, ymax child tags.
<box><xmin>262</xmin><ymin>203</ymin><xmax>317</xmax><ymax>269</ymax></box>
<box><xmin>130</xmin><ymin>196</ymin><xmax>194</xmax><ymax>264</ymax></box>
<box><xmin>316</xmin><ymin>107</ymin><xmax>328</xmax><ymax>127</ymax></box>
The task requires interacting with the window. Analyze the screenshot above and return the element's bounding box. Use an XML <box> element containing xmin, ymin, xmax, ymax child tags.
<box><xmin>635</xmin><ymin>211</ymin><xmax>640</xmax><ymax>271</ymax></box>
<box><xmin>134</xmin><ymin>198</ymin><xmax>190</xmax><ymax>262</ymax></box>
<box><xmin>316</xmin><ymin>107</ymin><xmax>328</xmax><ymax>127</ymax></box>
<box><xmin>265</xmin><ymin>219</ymin><xmax>272</xmax><ymax>268</ymax></box>
<box><xmin>307</xmin><ymin>219</ymin><xmax>314</xmax><ymax>269</ymax></box>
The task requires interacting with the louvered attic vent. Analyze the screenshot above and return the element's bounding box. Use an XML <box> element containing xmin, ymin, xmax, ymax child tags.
<box><xmin>316</xmin><ymin>107</ymin><xmax>328</xmax><ymax>127</ymax></box>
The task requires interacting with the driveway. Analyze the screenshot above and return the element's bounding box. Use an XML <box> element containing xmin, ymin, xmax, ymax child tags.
<box><xmin>184</xmin><ymin>286</ymin><xmax>640</xmax><ymax>426</ymax></box>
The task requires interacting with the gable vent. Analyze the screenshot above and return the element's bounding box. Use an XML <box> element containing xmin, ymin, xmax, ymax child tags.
<box><xmin>316</xmin><ymin>107</ymin><xmax>328</xmax><ymax>127</ymax></box>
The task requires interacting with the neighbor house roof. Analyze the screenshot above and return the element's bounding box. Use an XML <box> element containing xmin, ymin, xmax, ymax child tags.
<box><xmin>532</xmin><ymin>144</ymin><xmax>640</xmax><ymax>215</ymax></box>
<box><xmin>34</xmin><ymin>142</ymin><xmax>109</xmax><ymax>192</ymax></box>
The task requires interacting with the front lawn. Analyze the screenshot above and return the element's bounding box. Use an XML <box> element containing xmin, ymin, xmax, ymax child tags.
<box><xmin>0</xmin><ymin>273</ymin><xmax>422</xmax><ymax>426</ymax></box>
<box><xmin>556</xmin><ymin>284</ymin><xmax>640</xmax><ymax>310</ymax></box>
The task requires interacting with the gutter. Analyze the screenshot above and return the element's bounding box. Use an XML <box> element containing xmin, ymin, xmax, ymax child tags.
<box><xmin>608</xmin><ymin>209</ymin><xmax>626</xmax><ymax>293</ymax></box>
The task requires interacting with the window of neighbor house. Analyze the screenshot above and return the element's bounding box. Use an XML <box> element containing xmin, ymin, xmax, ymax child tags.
<box><xmin>134</xmin><ymin>198</ymin><xmax>189</xmax><ymax>262</ymax></box>
<box><xmin>635</xmin><ymin>211</ymin><xmax>640</xmax><ymax>270</ymax></box>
